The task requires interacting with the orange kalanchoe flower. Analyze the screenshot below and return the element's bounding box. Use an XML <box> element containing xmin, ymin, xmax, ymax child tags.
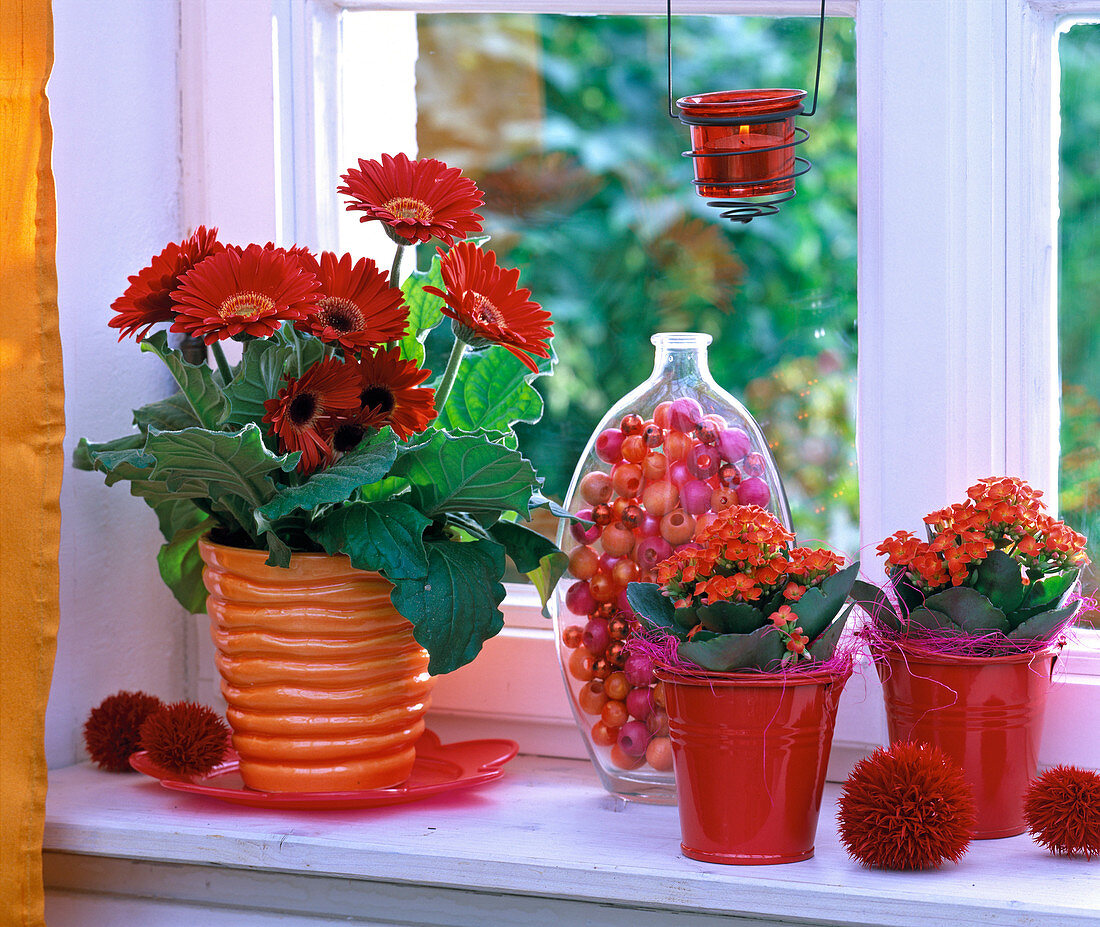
<box><xmin>262</xmin><ymin>357</ymin><xmax>362</xmax><ymax>474</ymax></box>
<box><xmin>171</xmin><ymin>244</ymin><xmax>321</xmax><ymax>344</ymax></box>
<box><xmin>338</xmin><ymin>153</ymin><xmax>485</xmax><ymax>246</ymax></box>
<box><xmin>294</xmin><ymin>251</ymin><xmax>409</xmax><ymax>353</ymax></box>
<box><xmin>109</xmin><ymin>226</ymin><xmax>224</xmax><ymax>341</ymax></box>
<box><xmin>425</xmin><ymin>242</ymin><xmax>554</xmax><ymax>374</ymax></box>
<box><xmin>346</xmin><ymin>346</ymin><xmax>437</xmax><ymax>442</ymax></box>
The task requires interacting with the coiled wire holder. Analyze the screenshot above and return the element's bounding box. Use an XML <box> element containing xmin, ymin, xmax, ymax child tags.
<box><xmin>668</xmin><ymin>0</ymin><xmax>826</xmax><ymax>223</ymax></box>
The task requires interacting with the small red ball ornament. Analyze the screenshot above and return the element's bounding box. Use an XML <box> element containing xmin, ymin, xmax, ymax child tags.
<box><xmin>139</xmin><ymin>701</ymin><xmax>230</xmax><ymax>778</ymax></box>
<box><xmin>837</xmin><ymin>741</ymin><xmax>976</xmax><ymax>870</ymax></box>
<box><xmin>83</xmin><ymin>691</ymin><xmax>165</xmax><ymax>772</ymax></box>
<box><xmin>1024</xmin><ymin>766</ymin><xmax>1100</xmax><ymax>859</ymax></box>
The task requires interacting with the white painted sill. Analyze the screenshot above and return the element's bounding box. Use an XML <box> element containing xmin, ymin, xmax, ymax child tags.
<box><xmin>43</xmin><ymin>754</ymin><xmax>1100</xmax><ymax>927</ymax></box>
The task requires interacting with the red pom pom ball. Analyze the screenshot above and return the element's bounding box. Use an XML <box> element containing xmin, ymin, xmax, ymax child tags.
<box><xmin>837</xmin><ymin>741</ymin><xmax>976</xmax><ymax>870</ymax></box>
<box><xmin>1024</xmin><ymin>765</ymin><xmax>1100</xmax><ymax>859</ymax></box>
<box><xmin>83</xmin><ymin>691</ymin><xmax>165</xmax><ymax>772</ymax></box>
<box><xmin>139</xmin><ymin>701</ymin><xmax>230</xmax><ymax>778</ymax></box>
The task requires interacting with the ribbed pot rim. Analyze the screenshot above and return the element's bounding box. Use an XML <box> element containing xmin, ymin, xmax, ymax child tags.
<box><xmin>656</xmin><ymin>662</ymin><xmax>852</xmax><ymax>690</ymax></box>
<box><xmin>198</xmin><ymin>535</ymin><xmax>357</xmax><ymax>566</ymax></box>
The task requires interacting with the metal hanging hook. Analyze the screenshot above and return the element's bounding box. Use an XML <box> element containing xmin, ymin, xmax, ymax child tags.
<box><xmin>667</xmin><ymin>0</ymin><xmax>827</xmax><ymax>120</ymax></box>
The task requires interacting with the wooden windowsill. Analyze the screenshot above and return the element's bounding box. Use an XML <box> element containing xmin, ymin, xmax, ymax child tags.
<box><xmin>44</xmin><ymin>754</ymin><xmax>1100</xmax><ymax>927</ymax></box>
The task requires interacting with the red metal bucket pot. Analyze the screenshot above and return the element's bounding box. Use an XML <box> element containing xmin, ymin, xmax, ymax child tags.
<box><xmin>658</xmin><ymin>664</ymin><xmax>850</xmax><ymax>865</ymax></box>
<box><xmin>875</xmin><ymin>644</ymin><xmax>1056</xmax><ymax>839</ymax></box>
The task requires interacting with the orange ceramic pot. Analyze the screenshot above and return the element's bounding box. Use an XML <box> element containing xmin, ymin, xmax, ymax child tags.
<box><xmin>199</xmin><ymin>538</ymin><xmax>433</xmax><ymax>793</ymax></box>
<box><xmin>875</xmin><ymin>643</ymin><xmax>1056</xmax><ymax>839</ymax></box>
<box><xmin>658</xmin><ymin>664</ymin><xmax>850</xmax><ymax>864</ymax></box>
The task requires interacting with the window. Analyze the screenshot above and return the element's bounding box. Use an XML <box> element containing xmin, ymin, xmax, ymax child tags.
<box><xmin>177</xmin><ymin>0</ymin><xmax>1100</xmax><ymax>770</ymax></box>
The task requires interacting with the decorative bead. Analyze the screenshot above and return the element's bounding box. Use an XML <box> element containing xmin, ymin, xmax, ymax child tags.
<box><xmin>646</xmin><ymin>707</ymin><xmax>670</xmax><ymax>736</ymax></box>
<box><xmin>616</xmin><ymin>587</ymin><xmax>636</xmax><ymax>618</ymax></box>
<box><xmin>578</xmin><ymin>679</ymin><xmax>608</xmax><ymax>716</ymax></box>
<box><xmin>641</xmin><ymin>452</ymin><xmax>668</xmax><ymax>482</ymax></box>
<box><xmin>594</xmin><ymin>602</ymin><xmax>616</xmax><ymax>620</ymax></box>
<box><xmin>607</xmin><ymin>640</ymin><xmax>627</xmax><ymax>666</ymax></box>
<box><xmin>641</xmin><ymin>480</ymin><xmax>679</xmax><ymax>517</ymax></box>
<box><xmin>610</xmin><ymin>559</ymin><xmax>639</xmax><ymax>590</ymax></box>
<box><xmin>580</xmin><ymin>471</ymin><xmax>614</xmax><ymax>506</ymax></box>
<box><xmin>634</xmin><ymin>535</ymin><xmax>673</xmax><ymax>571</ymax></box>
<box><xmin>592</xmin><ymin>503</ymin><xmax>613</xmax><ymax>526</ymax></box>
<box><xmin>694</xmin><ymin>420</ymin><xmax>719</xmax><ymax>446</ymax></box>
<box><xmin>601</xmin><ymin>699</ymin><xmax>629</xmax><ymax>729</ymax></box>
<box><xmin>711</xmin><ymin>486</ymin><xmax>738</xmax><ymax>511</ymax></box>
<box><xmin>592</xmin><ymin>658</ymin><xmax>613</xmax><ymax>680</ymax></box>
<box><xmin>568</xmin><ymin>647</ymin><xmax>596</xmax><ymax>682</ymax></box>
<box><xmin>742</xmin><ymin>452</ymin><xmax>767</xmax><ymax>478</ymax></box>
<box><xmin>570</xmin><ymin>508</ymin><xmax>601</xmax><ymax>544</ymax></box>
<box><xmin>595</xmin><ymin>428</ymin><xmax>625</xmax><ymax>464</ymax></box>
<box><xmin>591</xmin><ymin>720</ymin><xmax>618</xmax><ymax>747</ymax></box>
<box><xmin>608</xmin><ymin>616</ymin><xmax>631</xmax><ymax>641</ymax></box>
<box><xmin>621</xmin><ymin>435</ymin><xmax>647</xmax><ymax>463</ymax></box>
<box><xmin>663</xmin><ymin>430</ymin><xmax>692</xmax><ymax>461</ymax></box>
<box><xmin>604</xmin><ymin>671</ymin><xmax>630</xmax><ymax>701</ymax></box>
<box><xmin>601</xmin><ymin>524</ymin><xmax>636</xmax><ymax>558</ymax></box>
<box><xmin>653</xmin><ymin>401</ymin><xmax>674</xmax><ymax>430</ymax></box>
<box><xmin>583</xmin><ymin>618</ymin><xmax>610</xmax><ymax>656</ymax></box>
<box><xmin>564</xmin><ymin>580</ymin><xmax>597</xmax><ymax>617</ymax></box>
<box><xmin>669</xmin><ymin>397</ymin><xmax>704</xmax><ymax>433</ymax></box>
<box><xmin>618</xmin><ymin>720</ymin><xmax>651</xmax><ymax>757</ymax></box>
<box><xmin>634</xmin><ymin>510</ymin><xmax>661</xmax><ymax>538</ymax></box>
<box><xmin>610</xmin><ymin>743</ymin><xmax>645</xmax><ymax>771</ymax></box>
<box><xmin>610</xmin><ymin>462</ymin><xmax>643</xmax><ymax>498</ymax></box>
<box><xmin>610</xmin><ymin>497</ymin><xmax>631</xmax><ymax>524</ymax></box>
<box><xmin>624</xmin><ymin>653</ymin><xmax>656</xmax><ymax>687</ymax></box>
<box><xmin>620</xmin><ymin>413</ymin><xmax>644</xmax><ymax>436</ymax></box>
<box><xmin>716</xmin><ymin>463</ymin><xmax>741</xmax><ymax>487</ymax></box>
<box><xmin>620</xmin><ymin>503</ymin><xmax>645</xmax><ymax>529</ymax></box>
<box><xmin>588</xmin><ymin>571</ymin><xmax>617</xmax><ymax>603</ymax></box>
<box><xmin>626</xmin><ymin>686</ymin><xmax>654</xmax><ymax>720</ymax></box>
<box><xmin>645</xmin><ymin>736</ymin><xmax>674</xmax><ymax>772</ymax></box>
<box><xmin>686</xmin><ymin>444</ymin><xmax>721</xmax><ymax>480</ymax></box>
<box><xmin>561</xmin><ymin>625</ymin><xmax>584</xmax><ymax>649</ymax></box>
<box><xmin>653</xmin><ymin>681</ymin><xmax>666</xmax><ymax>708</ymax></box>
<box><xmin>568</xmin><ymin>545</ymin><xmax>600</xmax><ymax>581</ymax></box>
<box><xmin>641</xmin><ymin>422</ymin><xmax>664</xmax><ymax>448</ymax></box>
<box><xmin>737</xmin><ymin>476</ymin><xmax>771</xmax><ymax>507</ymax></box>
<box><xmin>679</xmin><ymin>479</ymin><xmax>713</xmax><ymax>516</ymax></box>
<box><xmin>660</xmin><ymin>509</ymin><xmax>696</xmax><ymax>546</ymax></box>
<box><xmin>716</xmin><ymin>427</ymin><xmax>751</xmax><ymax>463</ymax></box>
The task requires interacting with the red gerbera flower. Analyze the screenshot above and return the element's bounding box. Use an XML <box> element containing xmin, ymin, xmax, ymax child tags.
<box><xmin>424</xmin><ymin>242</ymin><xmax>553</xmax><ymax>373</ymax></box>
<box><xmin>108</xmin><ymin>226</ymin><xmax>224</xmax><ymax>341</ymax></box>
<box><xmin>170</xmin><ymin>243</ymin><xmax>321</xmax><ymax>344</ymax></box>
<box><xmin>343</xmin><ymin>347</ymin><xmax>437</xmax><ymax>443</ymax></box>
<box><xmin>293</xmin><ymin>251</ymin><xmax>409</xmax><ymax>353</ymax></box>
<box><xmin>262</xmin><ymin>357</ymin><xmax>362</xmax><ymax>473</ymax></box>
<box><xmin>337</xmin><ymin>153</ymin><xmax>484</xmax><ymax>246</ymax></box>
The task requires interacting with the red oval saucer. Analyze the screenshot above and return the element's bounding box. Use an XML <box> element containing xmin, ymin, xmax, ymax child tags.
<box><xmin>129</xmin><ymin>729</ymin><xmax>518</xmax><ymax>810</ymax></box>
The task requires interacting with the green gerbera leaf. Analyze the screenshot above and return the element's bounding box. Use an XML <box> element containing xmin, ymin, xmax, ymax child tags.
<box><xmin>391</xmin><ymin>430</ymin><xmax>540</xmax><ymax>520</ymax></box>
<box><xmin>401</xmin><ymin>253</ymin><xmax>447</xmax><ymax>341</ymax></box>
<box><xmin>309</xmin><ymin>500</ymin><xmax>432</xmax><ymax>581</ymax></box>
<box><xmin>72</xmin><ymin>434</ymin><xmax>146</xmax><ymax>471</ymax></box>
<box><xmin>157</xmin><ymin>518</ymin><xmax>212</xmax><ymax>613</ymax></box>
<box><xmin>389</xmin><ymin>537</ymin><xmax>507</xmax><ymax>676</ymax></box>
<box><xmin>133</xmin><ymin>391</ymin><xmax>200</xmax><ymax>432</ymax></box>
<box><xmin>140</xmin><ymin>331</ymin><xmax>228</xmax><ymax>430</ymax></box>
<box><xmin>487</xmin><ymin>520</ymin><xmax>567</xmax><ymax>616</ymax></box>
<box><xmin>437</xmin><ymin>346</ymin><xmax>545</xmax><ymax>435</ymax></box>
<box><xmin>257</xmin><ymin>431</ymin><xmax>398</xmax><ymax>525</ymax></box>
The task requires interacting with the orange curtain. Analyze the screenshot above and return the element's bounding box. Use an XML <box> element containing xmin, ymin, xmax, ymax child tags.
<box><xmin>0</xmin><ymin>0</ymin><xmax>62</xmax><ymax>925</ymax></box>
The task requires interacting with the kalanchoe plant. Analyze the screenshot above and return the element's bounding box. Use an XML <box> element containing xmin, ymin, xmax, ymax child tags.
<box><xmin>626</xmin><ymin>505</ymin><xmax>858</xmax><ymax>672</ymax></box>
<box><xmin>853</xmin><ymin>477</ymin><xmax>1090</xmax><ymax>649</ymax></box>
<box><xmin>74</xmin><ymin>154</ymin><xmax>568</xmax><ymax>676</ymax></box>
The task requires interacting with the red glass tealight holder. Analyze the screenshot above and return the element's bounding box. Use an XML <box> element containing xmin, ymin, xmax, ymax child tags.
<box><xmin>676</xmin><ymin>89</ymin><xmax>807</xmax><ymax>199</ymax></box>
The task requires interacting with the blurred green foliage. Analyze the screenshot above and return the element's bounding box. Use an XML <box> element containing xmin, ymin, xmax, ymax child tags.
<box><xmin>417</xmin><ymin>13</ymin><xmax>858</xmax><ymax>552</ymax></box>
<box><xmin>1059</xmin><ymin>24</ymin><xmax>1100</xmax><ymax>616</ymax></box>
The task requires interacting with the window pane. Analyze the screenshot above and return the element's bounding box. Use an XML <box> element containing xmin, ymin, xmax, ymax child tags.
<box><xmin>342</xmin><ymin>11</ymin><xmax>858</xmax><ymax>555</ymax></box>
<box><xmin>1058</xmin><ymin>22</ymin><xmax>1100</xmax><ymax>627</ymax></box>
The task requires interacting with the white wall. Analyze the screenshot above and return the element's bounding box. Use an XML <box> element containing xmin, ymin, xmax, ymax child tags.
<box><xmin>47</xmin><ymin>0</ymin><xmax>188</xmax><ymax>768</ymax></box>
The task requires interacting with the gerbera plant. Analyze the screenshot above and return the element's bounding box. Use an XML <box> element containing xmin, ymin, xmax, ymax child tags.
<box><xmin>74</xmin><ymin>154</ymin><xmax>566</xmax><ymax>675</ymax></box>
<box><xmin>625</xmin><ymin>505</ymin><xmax>859</xmax><ymax>672</ymax></box>
<box><xmin>854</xmin><ymin>476</ymin><xmax>1090</xmax><ymax>650</ymax></box>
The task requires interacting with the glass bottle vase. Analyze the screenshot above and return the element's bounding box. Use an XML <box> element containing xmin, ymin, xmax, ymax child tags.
<box><xmin>553</xmin><ymin>332</ymin><xmax>792</xmax><ymax>803</ymax></box>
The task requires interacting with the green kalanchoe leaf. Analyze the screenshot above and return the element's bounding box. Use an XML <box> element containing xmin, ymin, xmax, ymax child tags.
<box><xmin>389</xmin><ymin>537</ymin><xmax>508</xmax><ymax>676</ymax></box>
<box><xmin>924</xmin><ymin>586</ymin><xmax>1009</xmax><ymax>634</ymax></box>
<box><xmin>690</xmin><ymin>600</ymin><xmax>766</xmax><ymax>635</ymax></box>
<box><xmin>1007</xmin><ymin>603</ymin><xmax>1078</xmax><ymax>641</ymax></box>
<box><xmin>256</xmin><ymin>431</ymin><xmax>398</xmax><ymax>525</ymax></box>
<box><xmin>626</xmin><ymin>581</ymin><xmax>679</xmax><ymax>632</ymax></box>
<box><xmin>906</xmin><ymin>606</ymin><xmax>962</xmax><ymax>632</ymax></box>
<box><xmin>392</xmin><ymin>430</ymin><xmax>540</xmax><ymax>520</ymax></box>
<box><xmin>973</xmin><ymin>549</ymin><xmax>1028</xmax><ymax>614</ymax></box>
<box><xmin>157</xmin><ymin>517</ymin><xmax>212</xmax><ymax>613</ymax></box>
<box><xmin>678</xmin><ymin>625</ymin><xmax>787</xmax><ymax>673</ymax></box>
<box><xmin>309</xmin><ymin>500</ymin><xmax>432</xmax><ymax>581</ymax></box>
<box><xmin>487</xmin><ymin>520</ymin><xmax>568</xmax><ymax>616</ymax></box>
<box><xmin>849</xmin><ymin>578</ymin><xmax>904</xmax><ymax>631</ymax></box>
<box><xmin>140</xmin><ymin>331</ymin><xmax>228</xmax><ymax>430</ymax></box>
<box><xmin>1018</xmin><ymin>570</ymin><xmax>1079</xmax><ymax>615</ymax></box>
<box><xmin>789</xmin><ymin>562</ymin><xmax>860</xmax><ymax>641</ymax></box>
<box><xmin>807</xmin><ymin>603</ymin><xmax>854</xmax><ymax>662</ymax></box>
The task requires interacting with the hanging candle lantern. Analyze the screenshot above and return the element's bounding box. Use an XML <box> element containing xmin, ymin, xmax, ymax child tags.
<box><xmin>668</xmin><ymin>0</ymin><xmax>826</xmax><ymax>222</ymax></box>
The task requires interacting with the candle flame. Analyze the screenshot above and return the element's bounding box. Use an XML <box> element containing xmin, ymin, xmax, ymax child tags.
<box><xmin>739</xmin><ymin>124</ymin><xmax>750</xmax><ymax>137</ymax></box>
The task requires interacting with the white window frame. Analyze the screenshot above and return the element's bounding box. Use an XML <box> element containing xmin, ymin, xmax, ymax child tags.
<box><xmin>180</xmin><ymin>0</ymin><xmax>1100</xmax><ymax>772</ymax></box>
